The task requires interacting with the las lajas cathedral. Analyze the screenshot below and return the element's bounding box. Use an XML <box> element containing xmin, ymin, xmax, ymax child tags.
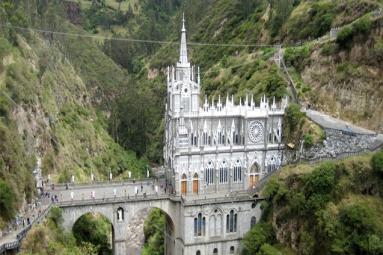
<box><xmin>164</xmin><ymin>16</ymin><xmax>287</xmax><ymax>196</ymax></box>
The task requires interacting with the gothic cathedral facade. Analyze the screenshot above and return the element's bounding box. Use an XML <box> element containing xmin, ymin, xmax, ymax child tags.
<box><xmin>164</xmin><ymin>17</ymin><xmax>286</xmax><ymax>196</ymax></box>
<box><xmin>163</xmin><ymin>16</ymin><xmax>287</xmax><ymax>255</ymax></box>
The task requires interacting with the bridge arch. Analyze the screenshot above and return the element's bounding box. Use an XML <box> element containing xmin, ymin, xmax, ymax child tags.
<box><xmin>72</xmin><ymin>211</ymin><xmax>115</xmax><ymax>254</ymax></box>
<box><xmin>61</xmin><ymin>204</ymin><xmax>115</xmax><ymax>231</ymax></box>
<box><xmin>125</xmin><ymin>203</ymin><xmax>178</xmax><ymax>255</ymax></box>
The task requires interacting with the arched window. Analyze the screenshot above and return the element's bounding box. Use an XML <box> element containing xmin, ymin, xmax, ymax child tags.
<box><xmin>233</xmin><ymin>160</ymin><xmax>242</xmax><ymax>182</ymax></box>
<box><xmin>267</xmin><ymin>157</ymin><xmax>276</xmax><ymax>173</ymax></box>
<box><xmin>213</xmin><ymin>248</ymin><xmax>218</xmax><ymax>254</ymax></box>
<box><xmin>216</xmin><ymin>214</ymin><xmax>222</xmax><ymax>236</ymax></box>
<box><xmin>230</xmin><ymin>246</ymin><xmax>235</xmax><ymax>254</ymax></box>
<box><xmin>194</xmin><ymin>213</ymin><xmax>206</xmax><ymax>236</ymax></box>
<box><xmin>209</xmin><ymin>215</ymin><xmax>216</xmax><ymax>237</ymax></box>
<box><xmin>193</xmin><ymin>173</ymin><xmax>199</xmax><ymax>194</ymax></box>
<box><xmin>205</xmin><ymin>161</ymin><xmax>214</xmax><ymax>185</ymax></box>
<box><xmin>226</xmin><ymin>210</ymin><xmax>237</xmax><ymax>233</ymax></box>
<box><xmin>196</xmin><ymin>251</ymin><xmax>201</xmax><ymax>255</ymax></box>
<box><xmin>219</xmin><ymin>161</ymin><xmax>228</xmax><ymax>184</ymax></box>
<box><xmin>117</xmin><ymin>207</ymin><xmax>124</xmax><ymax>222</ymax></box>
<box><xmin>251</xmin><ymin>216</ymin><xmax>257</xmax><ymax>228</ymax></box>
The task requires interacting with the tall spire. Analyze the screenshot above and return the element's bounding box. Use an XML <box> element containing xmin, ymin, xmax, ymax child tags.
<box><xmin>179</xmin><ymin>13</ymin><xmax>189</xmax><ymax>65</ymax></box>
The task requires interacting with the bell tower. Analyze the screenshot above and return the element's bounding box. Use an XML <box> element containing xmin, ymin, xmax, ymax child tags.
<box><xmin>166</xmin><ymin>13</ymin><xmax>200</xmax><ymax>114</ymax></box>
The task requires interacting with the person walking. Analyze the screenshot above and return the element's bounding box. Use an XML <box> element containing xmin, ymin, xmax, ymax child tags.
<box><xmin>113</xmin><ymin>188</ymin><xmax>117</xmax><ymax>199</ymax></box>
<box><xmin>70</xmin><ymin>191</ymin><xmax>74</xmax><ymax>201</ymax></box>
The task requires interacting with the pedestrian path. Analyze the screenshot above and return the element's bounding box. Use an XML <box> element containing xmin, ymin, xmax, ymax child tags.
<box><xmin>0</xmin><ymin>199</ymin><xmax>52</xmax><ymax>254</ymax></box>
<box><xmin>304</xmin><ymin>109</ymin><xmax>378</xmax><ymax>135</ymax></box>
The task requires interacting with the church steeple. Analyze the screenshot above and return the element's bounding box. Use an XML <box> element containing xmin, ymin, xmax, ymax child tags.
<box><xmin>179</xmin><ymin>13</ymin><xmax>189</xmax><ymax>65</ymax></box>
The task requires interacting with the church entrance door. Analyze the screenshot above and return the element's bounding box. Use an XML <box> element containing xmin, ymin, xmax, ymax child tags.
<box><xmin>181</xmin><ymin>174</ymin><xmax>187</xmax><ymax>194</ymax></box>
<box><xmin>249</xmin><ymin>175</ymin><xmax>259</xmax><ymax>189</ymax></box>
<box><xmin>249</xmin><ymin>163</ymin><xmax>260</xmax><ymax>189</ymax></box>
<box><xmin>193</xmin><ymin>173</ymin><xmax>199</xmax><ymax>194</ymax></box>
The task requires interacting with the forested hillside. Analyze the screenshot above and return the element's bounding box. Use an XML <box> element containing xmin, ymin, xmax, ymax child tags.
<box><xmin>241</xmin><ymin>151</ymin><xmax>383</xmax><ymax>255</ymax></box>
<box><xmin>1</xmin><ymin>0</ymin><xmax>383</xmax><ymax>254</ymax></box>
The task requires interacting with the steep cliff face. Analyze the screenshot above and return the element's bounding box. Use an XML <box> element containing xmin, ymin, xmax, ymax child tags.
<box><xmin>0</xmin><ymin>1</ymin><xmax>148</xmax><ymax>225</ymax></box>
<box><xmin>299</xmin><ymin>21</ymin><xmax>383</xmax><ymax>133</ymax></box>
<box><xmin>3</xmin><ymin>31</ymin><xmax>146</xmax><ymax>181</ymax></box>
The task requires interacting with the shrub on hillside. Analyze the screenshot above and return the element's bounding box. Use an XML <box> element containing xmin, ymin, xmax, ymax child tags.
<box><xmin>303</xmin><ymin>133</ymin><xmax>314</xmax><ymax>148</ymax></box>
<box><xmin>371</xmin><ymin>150</ymin><xmax>383</xmax><ymax>176</ymax></box>
<box><xmin>0</xmin><ymin>179</ymin><xmax>16</xmax><ymax>221</ymax></box>
<box><xmin>332</xmin><ymin>204</ymin><xmax>383</xmax><ymax>254</ymax></box>
<box><xmin>257</xmin><ymin>244</ymin><xmax>282</xmax><ymax>255</ymax></box>
<box><xmin>352</xmin><ymin>16</ymin><xmax>372</xmax><ymax>35</ymax></box>
<box><xmin>337</xmin><ymin>16</ymin><xmax>373</xmax><ymax>49</ymax></box>
<box><xmin>284</xmin><ymin>46</ymin><xmax>311</xmax><ymax>72</ymax></box>
<box><xmin>336</xmin><ymin>26</ymin><xmax>354</xmax><ymax>48</ymax></box>
<box><xmin>283</xmin><ymin>103</ymin><xmax>306</xmax><ymax>144</ymax></box>
<box><xmin>242</xmin><ymin>223</ymin><xmax>276</xmax><ymax>255</ymax></box>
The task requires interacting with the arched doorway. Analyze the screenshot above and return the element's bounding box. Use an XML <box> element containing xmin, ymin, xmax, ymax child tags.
<box><xmin>193</xmin><ymin>173</ymin><xmax>199</xmax><ymax>194</ymax></box>
<box><xmin>249</xmin><ymin>163</ymin><xmax>260</xmax><ymax>189</ymax></box>
<box><xmin>181</xmin><ymin>174</ymin><xmax>187</xmax><ymax>194</ymax></box>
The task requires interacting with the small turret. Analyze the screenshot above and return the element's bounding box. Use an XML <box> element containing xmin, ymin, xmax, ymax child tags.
<box><xmin>217</xmin><ymin>95</ymin><xmax>222</xmax><ymax>111</ymax></box>
<box><xmin>204</xmin><ymin>95</ymin><xmax>209</xmax><ymax>111</ymax></box>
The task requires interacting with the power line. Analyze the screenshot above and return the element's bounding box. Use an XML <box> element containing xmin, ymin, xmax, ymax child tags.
<box><xmin>0</xmin><ymin>24</ymin><xmax>277</xmax><ymax>48</ymax></box>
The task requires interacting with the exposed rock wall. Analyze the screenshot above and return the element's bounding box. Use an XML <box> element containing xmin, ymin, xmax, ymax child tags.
<box><xmin>302</xmin><ymin>24</ymin><xmax>383</xmax><ymax>133</ymax></box>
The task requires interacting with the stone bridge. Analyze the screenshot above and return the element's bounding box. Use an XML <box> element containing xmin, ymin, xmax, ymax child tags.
<box><xmin>52</xmin><ymin>180</ymin><xmax>262</xmax><ymax>255</ymax></box>
<box><xmin>59</xmin><ymin>194</ymin><xmax>182</xmax><ymax>254</ymax></box>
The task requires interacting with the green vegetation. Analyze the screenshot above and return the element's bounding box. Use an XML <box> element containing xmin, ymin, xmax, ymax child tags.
<box><xmin>371</xmin><ymin>150</ymin><xmax>383</xmax><ymax>176</ymax></box>
<box><xmin>73</xmin><ymin>213</ymin><xmax>113</xmax><ymax>255</ymax></box>
<box><xmin>284</xmin><ymin>45</ymin><xmax>311</xmax><ymax>72</ymax></box>
<box><xmin>21</xmin><ymin>207</ymin><xmax>99</xmax><ymax>255</ymax></box>
<box><xmin>283</xmin><ymin>103</ymin><xmax>305</xmax><ymax>145</ymax></box>
<box><xmin>1</xmin><ymin>0</ymin><xmax>383</xmax><ymax>252</ymax></box>
<box><xmin>0</xmin><ymin>179</ymin><xmax>16</xmax><ymax>222</ymax></box>
<box><xmin>242</xmin><ymin>152</ymin><xmax>383</xmax><ymax>254</ymax></box>
<box><xmin>242</xmin><ymin>223</ymin><xmax>277</xmax><ymax>255</ymax></box>
<box><xmin>336</xmin><ymin>16</ymin><xmax>373</xmax><ymax>49</ymax></box>
<box><xmin>142</xmin><ymin>208</ymin><xmax>166</xmax><ymax>255</ymax></box>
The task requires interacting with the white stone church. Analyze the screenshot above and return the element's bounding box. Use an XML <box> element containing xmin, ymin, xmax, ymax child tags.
<box><xmin>164</xmin><ymin>16</ymin><xmax>287</xmax><ymax>196</ymax></box>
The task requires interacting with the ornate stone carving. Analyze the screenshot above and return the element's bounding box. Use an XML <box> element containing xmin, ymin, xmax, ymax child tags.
<box><xmin>248</xmin><ymin>121</ymin><xmax>264</xmax><ymax>143</ymax></box>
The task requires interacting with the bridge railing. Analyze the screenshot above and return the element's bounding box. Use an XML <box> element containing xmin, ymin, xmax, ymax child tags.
<box><xmin>57</xmin><ymin>191</ymin><xmax>258</xmax><ymax>208</ymax></box>
<box><xmin>52</xmin><ymin>178</ymin><xmax>162</xmax><ymax>190</ymax></box>
<box><xmin>0</xmin><ymin>203</ymin><xmax>52</xmax><ymax>255</ymax></box>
